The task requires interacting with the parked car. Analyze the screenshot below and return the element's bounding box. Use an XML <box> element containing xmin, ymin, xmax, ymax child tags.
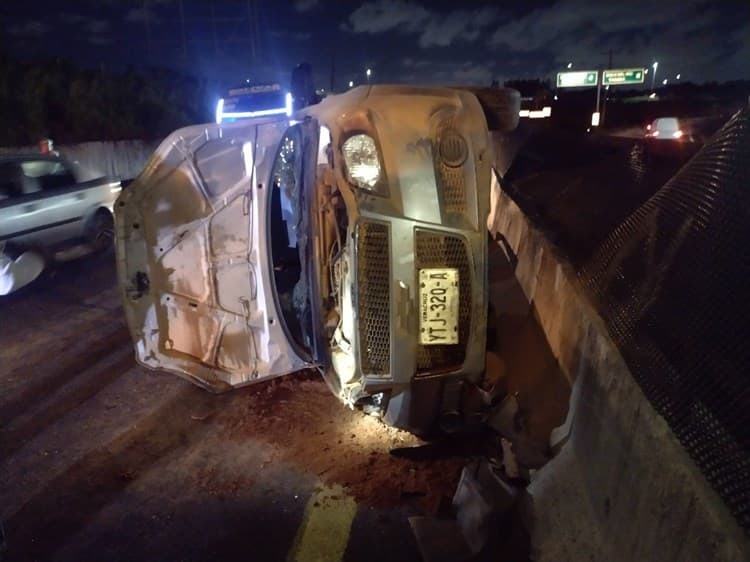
<box><xmin>0</xmin><ymin>154</ymin><xmax>121</xmax><ymax>289</ymax></box>
<box><xmin>116</xmin><ymin>85</ymin><xmax>518</xmax><ymax>433</ymax></box>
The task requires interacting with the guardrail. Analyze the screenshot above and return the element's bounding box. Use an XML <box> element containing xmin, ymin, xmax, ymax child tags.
<box><xmin>488</xmin><ymin>152</ymin><xmax>749</xmax><ymax>559</ymax></box>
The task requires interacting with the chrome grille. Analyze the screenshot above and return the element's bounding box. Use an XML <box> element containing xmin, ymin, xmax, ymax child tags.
<box><xmin>357</xmin><ymin>222</ymin><xmax>391</xmax><ymax>375</ymax></box>
<box><xmin>435</xmin><ymin>129</ymin><xmax>468</xmax><ymax>214</ymax></box>
<box><xmin>415</xmin><ymin>231</ymin><xmax>472</xmax><ymax>373</ymax></box>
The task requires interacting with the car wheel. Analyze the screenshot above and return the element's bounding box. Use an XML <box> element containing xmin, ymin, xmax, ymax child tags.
<box><xmin>87</xmin><ymin>210</ymin><xmax>114</xmax><ymax>253</ymax></box>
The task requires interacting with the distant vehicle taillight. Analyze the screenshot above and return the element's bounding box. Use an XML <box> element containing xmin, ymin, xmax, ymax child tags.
<box><xmin>673</xmin><ymin>130</ymin><xmax>683</xmax><ymax>138</ymax></box>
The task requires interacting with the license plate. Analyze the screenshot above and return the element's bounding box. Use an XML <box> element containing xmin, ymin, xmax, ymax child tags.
<box><xmin>419</xmin><ymin>268</ymin><xmax>459</xmax><ymax>345</ymax></box>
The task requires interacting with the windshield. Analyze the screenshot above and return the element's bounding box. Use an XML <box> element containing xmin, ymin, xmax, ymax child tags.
<box><xmin>269</xmin><ymin>125</ymin><xmax>314</xmax><ymax>355</ymax></box>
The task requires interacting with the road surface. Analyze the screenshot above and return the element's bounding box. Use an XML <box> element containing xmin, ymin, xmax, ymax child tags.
<box><xmin>1</xmin><ymin>251</ymin><xmax>469</xmax><ymax>561</ymax></box>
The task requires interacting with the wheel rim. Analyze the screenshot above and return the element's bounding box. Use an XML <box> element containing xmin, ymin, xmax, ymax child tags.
<box><xmin>91</xmin><ymin>214</ymin><xmax>114</xmax><ymax>250</ymax></box>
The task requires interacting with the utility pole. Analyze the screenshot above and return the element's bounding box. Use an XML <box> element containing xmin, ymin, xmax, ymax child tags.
<box><xmin>329</xmin><ymin>50</ymin><xmax>336</xmax><ymax>93</ymax></box>
<box><xmin>601</xmin><ymin>48</ymin><xmax>613</xmax><ymax>127</ymax></box>
<box><xmin>211</xmin><ymin>3</ymin><xmax>219</xmax><ymax>58</ymax></box>
<box><xmin>144</xmin><ymin>0</ymin><xmax>151</xmax><ymax>57</ymax></box>
<box><xmin>247</xmin><ymin>0</ymin><xmax>257</xmax><ymax>61</ymax></box>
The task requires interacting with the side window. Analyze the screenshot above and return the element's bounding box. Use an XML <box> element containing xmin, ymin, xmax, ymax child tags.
<box><xmin>271</xmin><ymin>126</ymin><xmax>302</xmax><ymax>249</ymax></box>
<box><xmin>0</xmin><ymin>162</ymin><xmax>23</xmax><ymax>201</ymax></box>
<box><xmin>20</xmin><ymin>160</ymin><xmax>76</xmax><ymax>193</ymax></box>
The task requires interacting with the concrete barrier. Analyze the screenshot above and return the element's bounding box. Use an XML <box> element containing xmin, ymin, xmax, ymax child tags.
<box><xmin>488</xmin><ymin>177</ymin><xmax>749</xmax><ymax>561</ymax></box>
<box><xmin>0</xmin><ymin>140</ymin><xmax>158</xmax><ymax>182</ymax></box>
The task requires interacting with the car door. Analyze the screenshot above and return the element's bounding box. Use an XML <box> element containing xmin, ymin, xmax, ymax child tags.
<box><xmin>0</xmin><ymin>161</ymin><xmax>26</xmax><ymax>245</ymax></box>
<box><xmin>116</xmin><ymin>119</ymin><xmax>318</xmax><ymax>392</ymax></box>
<box><xmin>1</xmin><ymin>159</ymin><xmax>84</xmax><ymax>247</ymax></box>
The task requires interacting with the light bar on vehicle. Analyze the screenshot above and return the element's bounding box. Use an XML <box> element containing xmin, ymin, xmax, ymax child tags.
<box><xmin>215</xmin><ymin>92</ymin><xmax>293</xmax><ymax>124</ymax></box>
<box><xmin>215</xmin><ymin>98</ymin><xmax>224</xmax><ymax>124</ymax></box>
<box><xmin>285</xmin><ymin>92</ymin><xmax>293</xmax><ymax>117</ymax></box>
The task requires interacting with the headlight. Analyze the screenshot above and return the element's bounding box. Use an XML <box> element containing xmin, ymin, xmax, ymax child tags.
<box><xmin>342</xmin><ymin>134</ymin><xmax>382</xmax><ymax>192</ymax></box>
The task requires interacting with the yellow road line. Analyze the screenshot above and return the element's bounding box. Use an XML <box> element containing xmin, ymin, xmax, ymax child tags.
<box><xmin>288</xmin><ymin>484</ymin><xmax>357</xmax><ymax>562</ymax></box>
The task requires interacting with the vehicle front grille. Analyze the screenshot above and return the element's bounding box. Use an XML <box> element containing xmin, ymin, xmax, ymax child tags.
<box><xmin>438</xmin><ymin>165</ymin><xmax>468</xmax><ymax>214</ymax></box>
<box><xmin>356</xmin><ymin>221</ymin><xmax>391</xmax><ymax>375</ymax></box>
<box><xmin>435</xmin><ymin>128</ymin><xmax>468</xmax><ymax>215</ymax></box>
<box><xmin>415</xmin><ymin>231</ymin><xmax>472</xmax><ymax>373</ymax></box>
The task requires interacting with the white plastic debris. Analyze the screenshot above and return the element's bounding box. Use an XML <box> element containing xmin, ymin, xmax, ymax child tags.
<box><xmin>0</xmin><ymin>246</ymin><xmax>45</xmax><ymax>295</ymax></box>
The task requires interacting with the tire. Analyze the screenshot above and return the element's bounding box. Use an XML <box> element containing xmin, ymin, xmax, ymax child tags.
<box><xmin>86</xmin><ymin>210</ymin><xmax>115</xmax><ymax>253</ymax></box>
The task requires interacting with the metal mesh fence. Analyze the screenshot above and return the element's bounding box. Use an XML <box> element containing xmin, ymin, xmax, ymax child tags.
<box><xmin>580</xmin><ymin>106</ymin><xmax>750</xmax><ymax>531</ymax></box>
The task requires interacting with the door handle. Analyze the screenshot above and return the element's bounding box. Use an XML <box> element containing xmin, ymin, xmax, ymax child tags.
<box><xmin>74</xmin><ymin>192</ymin><xmax>86</xmax><ymax>200</ymax></box>
<box><xmin>22</xmin><ymin>203</ymin><xmax>38</xmax><ymax>214</ymax></box>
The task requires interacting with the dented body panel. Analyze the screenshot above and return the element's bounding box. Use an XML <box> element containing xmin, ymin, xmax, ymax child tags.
<box><xmin>117</xmin><ymin>85</ymin><xmax>491</xmax><ymax>432</ymax></box>
<box><xmin>116</xmin><ymin>120</ymin><xmax>311</xmax><ymax>391</ymax></box>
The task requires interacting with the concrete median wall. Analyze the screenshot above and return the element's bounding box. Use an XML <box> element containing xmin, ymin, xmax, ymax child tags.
<box><xmin>0</xmin><ymin>140</ymin><xmax>159</xmax><ymax>182</ymax></box>
<box><xmin>488</xmin><ymin>181</ymin><xmax>749</xmax><ymax>561</ymax></box>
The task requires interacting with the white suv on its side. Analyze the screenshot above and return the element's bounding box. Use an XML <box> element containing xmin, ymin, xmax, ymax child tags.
<box><xmin>116</xmin><ymin>85</ymin><xmax>518</xmax><ymax>433</ymax></box>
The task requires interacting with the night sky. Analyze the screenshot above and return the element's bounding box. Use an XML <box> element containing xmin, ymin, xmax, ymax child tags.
<box><xmin>1</xmin><ymin>0</ymin><xmax>748</xmax><ymax>90</ymax></box>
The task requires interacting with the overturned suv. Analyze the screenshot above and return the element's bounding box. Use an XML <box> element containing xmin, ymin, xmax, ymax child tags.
<box><xmin>116</xmin><ymin>85</ymin><xmax>517</xmax><ymax>433</ymax></box>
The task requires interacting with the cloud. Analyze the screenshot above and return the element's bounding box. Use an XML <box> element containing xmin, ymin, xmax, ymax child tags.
<box><xmin>487</xmin><ymin>0</ymin><xmax>748</xmax><ymax>81</ymax></box>
<box><xmin>343</xmin><ymin>1</ymin><xmax>430</xmax><ymax>34</ymax></box>
<box><xmin>419</xmin><ymin>7</ymin><xmax>498</xmax><ymax>48</ymax></box>
<box><xmin>89</xmin><ymin>35</ymin><xmax>113</xmax><ymax>46</ymax></box>
<box><xmin>489</xmin><ymin>0</ymin><xmax>706</xmax><ymax>52</ymax></box>
<box><xmin>125</xmin><ymin>7</ymin><xmax>158</xmax><ymax>24</ymax></box>
<box><xmin>270</xmin><ymin>29</ymin><xmax>313</xmax><ymax>41</ymax></box>
<box><xmin>449</xmin><ymin>63</ymin><xmax>494</xmax><ymax>85</ymax></box>
<box><xmin>293</xmin><ymin>0</ymin><xmax>320</xmax><ymax>12</ymax></box>
<box><xmin>59</xmin><ymin>13</ymin><xmax>111</xmax><ymax>45</ymax></box>
<box><xmin>402</xmin><ymin>58</ymin><xmax>432</xmax><ymax>69</ymax></box>
<box><xmin>86</xmin><ymin>20</ymin><xmax>110</xmax><ymax>35</ymax></box>
<box><xmin>400</xmin><ymin>58</ymin><xmax>496</xmax><ymax>86</ymax></box>
<box><xmin>7</xmin><ymin>21</ymin><xmax>48</xmax><ymax>37</ymax></box>
<box><xmin>60</xmin><ymin>14</ymin><xmax>87</xmax><ymax>24</ymax></box>
<box><xmin>342</xmin><ymin>1</ymin><xmax>498</xmax><ymax>48</ymax></box>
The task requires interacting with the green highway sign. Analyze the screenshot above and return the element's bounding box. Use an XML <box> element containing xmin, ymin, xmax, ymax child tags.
<box><xmin>556</xmin><ymin>70</ymin><xmax>598</xmax><ymax>88</ymax></box>
<box><xmin>602</xmin><ymin>68</ymin><xmax>645</xmax><ymax>85</ymax></box>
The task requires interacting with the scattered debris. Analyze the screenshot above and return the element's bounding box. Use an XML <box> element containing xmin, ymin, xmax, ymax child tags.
<box><xmin>487</xmin><ymin>393</ymin><xmax>520</xmax><ymax>438</ymax></box>
<box><xmin>452</xmin><ymin>459</ymin><xmax>519</xmax><ymax>555</ymax></box>
<box><xmin>408</xmin><ymin>516</ymin><xmax>473</xmax><ymax>562</ymax></box>
<box><xmin>482</xmin><ymin>351</ymin><xmax>508</xmax><ymax>396</ymax></box>
<box><xmin>501</xmin><ymin>438</ymin><xmax>520</xmax><ymax>480</ymax></box>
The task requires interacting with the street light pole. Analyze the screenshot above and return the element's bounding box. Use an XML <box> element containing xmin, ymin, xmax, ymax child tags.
<box><xmin>366</xmin><ymin>68</ymin><xmax>372</xmax><ymax>84</ymax></box>
<box><xmin>595</xmin><ymin>70</ymin><xmax>602</xmax><ymax>125</ymax></box>
<box><xmin>651</xmin><ymin>61</ymin><xmax>658</xmax><ymax>93</ymax></box>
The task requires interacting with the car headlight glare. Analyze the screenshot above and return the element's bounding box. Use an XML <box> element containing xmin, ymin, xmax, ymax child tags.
<box><xmin>342</xmin><ymin>134</ymin><xmax>382</xmax><ymax>191</ymax></box>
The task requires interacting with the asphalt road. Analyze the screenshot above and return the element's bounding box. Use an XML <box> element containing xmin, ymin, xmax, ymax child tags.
<box><xmin>0</xmin><ymin>251</ymin><xmax>462</xmax><ymax>562</ymax></box>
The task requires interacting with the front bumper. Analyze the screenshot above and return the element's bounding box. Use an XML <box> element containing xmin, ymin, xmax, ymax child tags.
<box><xmin>354</xmin><ymin>217</ymin><xmax>488</xmax><ymax>432</ymax></box>
<box><xmin>356</xmin><ymin>220</ymin><xmax>487</xmax><ymax>383</ymax></box>
<box><xmin>315</xmin><ymin>86</ymin><xmax>492</xmax><ymax>432</ymax></box>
